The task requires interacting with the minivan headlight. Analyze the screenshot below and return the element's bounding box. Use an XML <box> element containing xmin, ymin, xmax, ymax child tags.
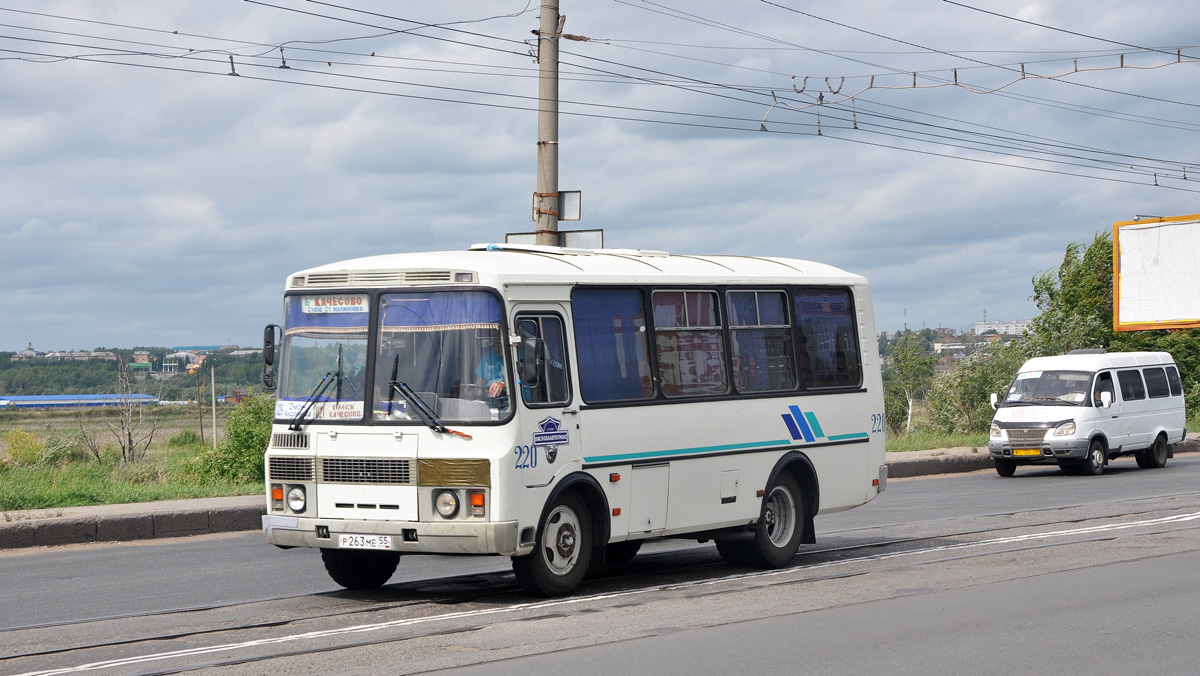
<box><xmin>1052</xmin><ymin>421</ymin><xmax>1076</xmax><ymax>437</ymax></box>
<box><xmin>990</xmin><ymin>423</ymin><xmax>1002</xmax><ymax>438</ymax></box>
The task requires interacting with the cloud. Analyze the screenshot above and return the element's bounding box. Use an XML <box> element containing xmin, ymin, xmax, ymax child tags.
<box><xmin>1</xmin><ymin>0</ymin><xmax>1197</xmax><ymax>352</ymax></box>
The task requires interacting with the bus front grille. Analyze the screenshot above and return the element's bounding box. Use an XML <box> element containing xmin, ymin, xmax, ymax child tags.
<box><xmin>321</xmin><ymin>458</ymin><xmax>416</xmax><ymax>485</ymax></box>
<box><xmin>269</xmin><ymin>457</ymin><xmax>315</xmax><ymax>482</ymax></box>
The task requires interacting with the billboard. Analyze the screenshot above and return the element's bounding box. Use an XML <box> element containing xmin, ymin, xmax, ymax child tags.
<box><xmin>1113</xmin><ymin>214</ymin><xmax>1200</xmax><ymax>331</ymax></box>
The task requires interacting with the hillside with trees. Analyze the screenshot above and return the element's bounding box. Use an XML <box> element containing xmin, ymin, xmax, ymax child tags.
<box><xmin>0</xmin><ymin>350</ymin><xmax>264</xmax><ymax>400</ymax></box>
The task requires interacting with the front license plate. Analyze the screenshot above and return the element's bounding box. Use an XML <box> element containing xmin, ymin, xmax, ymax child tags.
<box><xmin>338</xmin><ymin>534</ymin><xmax>392</xmax><ymax>550</ymax></box>
<box><xmin>1013</xmin><ymin>448</ymin><xmax>1041</xmax><ymax>457</ymax></box>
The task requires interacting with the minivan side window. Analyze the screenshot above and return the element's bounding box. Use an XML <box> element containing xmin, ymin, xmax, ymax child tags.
<box><xmin>1142</xmin><ymin>367</ymin><xmax>1170</xmax><ymax>399</ymax></box>
<box><xmin>1166</xmin><ymin>366</ymin><xmax>1184</xmax><ymax>396</ymax></box>
<box><xmin>1117</xmin><ymin>369</ymin><xmax>1146</xmax><ymax>401</ymax></box>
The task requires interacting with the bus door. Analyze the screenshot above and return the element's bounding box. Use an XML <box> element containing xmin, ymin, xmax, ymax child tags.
<box><xmin>512</xmin><ymin>308</ymin><xmax>579</xmax><ymax>487</ymax></box>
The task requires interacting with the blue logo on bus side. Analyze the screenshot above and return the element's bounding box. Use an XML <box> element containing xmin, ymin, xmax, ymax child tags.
<box><xmin>781</xmin><ymin>406</ymin><xmax>826</xmax><ymax>443</ymax></box>
<box><xmin>533</xmin><ymin>417</ymin><xmax>568</xmax><ymax>464</ymax></box>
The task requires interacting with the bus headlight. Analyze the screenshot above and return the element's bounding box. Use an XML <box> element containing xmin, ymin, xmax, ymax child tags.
<box><xmin>286</xmin><ymin>486</ymin><xmax>306</xmax><ymax>513</ymax></box>
<box><xmin>990</xmin><ymin>423</ymin><xmax>1002</xmax><ymax>438</ymax></box>
<box><xmin>1052</xmin><ymin>421</ymin><xmax>1076</xmax><ymax>437</ymax></box>
<box><xmin>435</xmin><ymin>490</ymin><xmax>459</xmax><ymax>518</ymax></box>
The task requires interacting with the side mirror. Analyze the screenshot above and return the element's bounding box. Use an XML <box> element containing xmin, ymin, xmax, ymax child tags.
<box><xmin>263</xmin><ymin>324</ymin><xmax>278</xmax><ymax>366</ymax></box>
<box><xmin>263</xmin><ymin>324</ymin><xmax>280</xmax><ymax>390</ymax></box>
<box><xmin>1100</xmin><ymin>391</ymin><xmax>1113</xmax><ymax>408</ymax></box>
<box><xmin>989</xmin><ymin>392</ymin><xmax>999</xmax><ymax>410</ymax></box>
<box><xmin>521</xmin><ymin>336</ymin><xmax>544</xmax><ymax>389</ymax></box>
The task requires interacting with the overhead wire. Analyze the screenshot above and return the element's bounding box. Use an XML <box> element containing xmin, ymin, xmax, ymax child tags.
<box><xmin>2</xmin><ymin>2</ymin><xmax>1196</xmax><ymax>190</ymax></box>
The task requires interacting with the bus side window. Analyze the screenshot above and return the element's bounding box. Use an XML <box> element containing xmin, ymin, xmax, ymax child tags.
<box><xmin>517</xmin><ymin>315</ymin><xmax>570</xmax><ymax>406</ymax></box>
<box><xmin>793</xmin><ymin>287</ymin><xmax>862</xmax><ymax>389</ymax></box>
<box><xmin>572</xmin><ymin>288</ymin><xmax>654</xmax><ymax>402</ymax></box>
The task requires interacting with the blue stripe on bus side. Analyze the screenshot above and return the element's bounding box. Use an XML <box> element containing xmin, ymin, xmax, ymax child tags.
<box><xmin>788</xmin><ymin>405</ymin><xmax>816</xmax><ymax>442</ymax></box>
<box><xmin>583</xmin><ymin>439</ymin><xmax>792</xmax><ymax>464</ymax></box>
<box><xmin>827</xmin><ymin>432</ymin><xmax>870</xmax><ymax>441</ymax></box>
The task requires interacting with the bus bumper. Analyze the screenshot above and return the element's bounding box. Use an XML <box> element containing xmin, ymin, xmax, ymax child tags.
<box><xmin>262</xmin><ymin>515</ymin><xmax>521</xmax><ymax>555</ymax></box>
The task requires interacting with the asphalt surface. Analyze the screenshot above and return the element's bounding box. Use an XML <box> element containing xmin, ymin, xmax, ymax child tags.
<box><xmin>3</xmin><ymin>436</ymin><xmax>1195</xmax><ymax>550</ymax></box>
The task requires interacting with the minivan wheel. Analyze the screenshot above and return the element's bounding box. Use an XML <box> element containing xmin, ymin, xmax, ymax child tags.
<box><xmin>1080</xmin><ymin>439</ymin><xmax>1106</xmax><ymax>476</ymax></box>
<box><xmin>994</xmin><ymin>459</ymin><xmax>1017</xmax><ymax>477</ymax></box>
<box><xmin>1139</xmin><ymin>434</ymin><xmax>1169</xmax><ymax>469</ymax></box>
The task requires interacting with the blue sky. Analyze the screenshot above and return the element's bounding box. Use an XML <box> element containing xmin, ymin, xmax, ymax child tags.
<box><xmin>2</xmin><ymin>0</ymin><xmax>1198</xmax><ymax>350</ymax></box>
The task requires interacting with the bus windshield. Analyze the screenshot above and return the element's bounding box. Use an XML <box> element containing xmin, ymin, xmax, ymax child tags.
<box><xmin>1001</xmin><ymin>370</ymin><xmax>1093</xmax><ymax>407</ymax></box>
<box><xmin>374</xmin><ymin>291</ymin><xmax>510</xmax><ymax>423</ymax></box>
<box><xmin>275</xmin><ymin>294</ymin><xmax>369</xmax><ymax>422</ymax></box>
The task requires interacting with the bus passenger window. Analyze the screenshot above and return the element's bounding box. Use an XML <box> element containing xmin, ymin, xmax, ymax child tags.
<box><xmin>794</xmin><ymin>288</ymin><xmax>862</xmax><ymax>389</ymax></box>
<box><xmin>517</xmin><ymin>316</ymin><xmax>570</xmax><ymax>406</ymax></box>
<box><xmin>653</xmin><ymin>290</ymin><xmax>729</xmax><ymax>398</ymax></box>
<box><xmin>728</xmin><ymin>290</ymin><xmax>796</xmax><ymax>392</ymax></box>
<box><xmin>572</xmin><ymin>288</ymin><xmax>654</xmax><ymax>402</ymax></box>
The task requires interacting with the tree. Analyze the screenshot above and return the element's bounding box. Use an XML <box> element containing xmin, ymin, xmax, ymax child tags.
<box><xmin>79</xmin><ymin>362</ymin><xmax>158</xmax><ymax>463</ymax></box>
<box><xmin>1026</xmin><ymin>232</ymin><xmax>1114</xmax><ymax>355</ymax></box>
<box><xmin>886</xmin><ymin>331</ymin><xmax>938</xmax><ymax>435</ymax></box>
<box><xmin>201</xmin><ymin>390</ymin><xmax>273</xmax><ymax>483</ymax></box>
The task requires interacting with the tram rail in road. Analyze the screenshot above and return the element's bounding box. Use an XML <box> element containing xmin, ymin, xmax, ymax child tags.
<box><xmin>6</xmin><ymin>481</ymin><xmax>1200</xmax><ymax>676</ymax></box>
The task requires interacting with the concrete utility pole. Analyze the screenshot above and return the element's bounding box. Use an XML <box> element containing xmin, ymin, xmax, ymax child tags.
<box><xmin>534</xmin><ymin>0</ymin><xmax>561</xmax><ymax>246</ymax></box>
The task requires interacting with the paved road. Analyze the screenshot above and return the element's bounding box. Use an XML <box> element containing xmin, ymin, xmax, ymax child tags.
<box><xmin>4</xmin><ymin>453</ymin><xmax>1199</xmax><ymax>675</ymax></box>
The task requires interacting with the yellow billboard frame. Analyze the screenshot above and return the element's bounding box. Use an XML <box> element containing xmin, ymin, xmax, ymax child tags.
<box><xmin>1113</xmin><ymin>213</ymin><xmax>1200</xmax><ymax>331</ymax></box>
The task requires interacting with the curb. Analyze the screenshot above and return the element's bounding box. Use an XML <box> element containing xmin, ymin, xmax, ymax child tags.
<box><xmin>0</xmin><ymin>499</ymin><xmax>265</xmax><ymax>550</ymax></box>
<box><xmin>3</xmin><ymin>436</ymin><xmax>1197</xmax><ymax>550</ymax></box>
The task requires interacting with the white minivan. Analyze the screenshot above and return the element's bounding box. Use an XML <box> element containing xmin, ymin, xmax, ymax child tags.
<box><xmin>988</xmin><ymin>351</ymin><xmax>1186</xmax><ymax>477</ymax></box>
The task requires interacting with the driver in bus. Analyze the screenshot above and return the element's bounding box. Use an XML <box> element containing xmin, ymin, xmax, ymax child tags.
<box><xmin>476</xmin><ymin>346</ymin><xmax>508</xmax><ymax>409</ymax></box>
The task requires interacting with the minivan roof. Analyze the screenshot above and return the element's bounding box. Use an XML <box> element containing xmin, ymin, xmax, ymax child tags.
<box><xmin>1019</xmin><ymin>351</ymin><xmax>1175</xmax><ymax>372</ymax></box>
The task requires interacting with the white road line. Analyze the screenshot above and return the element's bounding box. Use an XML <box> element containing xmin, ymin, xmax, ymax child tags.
<box><xmin>18</xmin><ymin>509</ymin><xmax>1200</xmax><ymax>676</ymax></box>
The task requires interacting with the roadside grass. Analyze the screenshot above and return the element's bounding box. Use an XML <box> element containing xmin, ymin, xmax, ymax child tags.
<box><xmin>0</xmin><ymin>407</ymin><xmax>260</xmax><ymax>512</ymax></box>
<box><xmin>887</xmin><ymin>429</ymin><xmax>989</xmax><ymax>453</ymax></box>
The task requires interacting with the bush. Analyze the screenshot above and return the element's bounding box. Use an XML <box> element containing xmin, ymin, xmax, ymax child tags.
<box><xmin>200</xmin><ymin>391</ymin><xmax>273</xmax><ymax>483</ymax></box>
<box><xmin>925</xmin><ymin>342</ymin><xmax>1028</xmax><ymax>434</ymax></box>
<box><xmin>167</xmin><ymin>430</ymin><xmax>203</xmax><ymax>448</ymax></box>
<box><xmin>3</xmin><ymin>428</ymin><xmax>44</xmax><ymax>465</ymax></box>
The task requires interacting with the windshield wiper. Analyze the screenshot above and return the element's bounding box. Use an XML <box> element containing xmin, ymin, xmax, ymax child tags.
<box><xmin>289</xmin><ymin>369</ymin><xmax>342</xmax><ymax>431</ymax></box>
<box><xmin>385</xmin><ymin>378</ymin><xmax>472</xmax><ymax>440</ymax></box>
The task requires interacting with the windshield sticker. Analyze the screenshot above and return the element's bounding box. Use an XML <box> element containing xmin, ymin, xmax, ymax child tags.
<box><xmin>302</xmin><ymin>295</ymin><xmax>368</xmax><ymax>314</ymax></box>
<box><xmin>275</xmin><ymin>399</ymin><xmax>365</xmax><ymax>420</ymax></box>
<box><xmin>1006</xmin><ymin>392</ymin><xmax>1023</xmax><ymax>402</ymax></box>
<box><xmin>1015</xmin><ymin>371</ymin><xmax>1041</xmax><ymax>380</ymax></box>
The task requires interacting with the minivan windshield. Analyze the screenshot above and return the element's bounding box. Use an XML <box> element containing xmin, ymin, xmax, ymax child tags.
<box><xmin>1001</xmin><ymin>370</ymin><xmax>1093</xmax><ymax>407</ymax></box>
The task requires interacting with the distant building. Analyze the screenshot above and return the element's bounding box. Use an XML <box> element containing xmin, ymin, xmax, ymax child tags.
<box><xmin>10</xmin><ymin>342</ymin><xmax>43</xmax><ymax>361</ymax></box>
<box><xmin>972</xmin><ymin>319</ymin><xmax>1032</xmax><ymax>336</ymax></box>
<box><xmin>133</xmin><ymin>351</ymin><xmax>151</xmax><ymax>363</ymax></box>
<box><xmin>43</xmin><ymin>350</ymin><xmax>118</xmax><ymax>362</ymax></box>
<box><xmin>228</xmin><ymin>349</ymin><xmax>262</xmax><ymax>357</ymax></box>
<box><xmin>0</xmin><ymin>394</ymin><xmax>159</xmax><ymax>409</ymax></box>
<box><xmin>171</xmin><ymin>345</ymin><xmax>220</xmax><ymax>355</ymax></box>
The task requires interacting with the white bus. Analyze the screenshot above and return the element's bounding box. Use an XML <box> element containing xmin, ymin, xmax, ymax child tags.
<box><xmin>261</xmin><ymin>244</ymin><xmax>888</xmax><ymax>596</ymax></box>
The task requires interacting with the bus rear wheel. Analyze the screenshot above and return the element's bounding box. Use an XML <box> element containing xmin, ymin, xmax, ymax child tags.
<box><xmin>320</xmin><ymin>549</ymin><xmax>401</xmax><ymax>590</ymax></box>
<box><xmin>513</xmin><ymin>492</ymin><xmax>592</xmax><ymax>596</ymax></box>
<box><xmin>723</xmin><ymin>473</ymin><xmax>804</xmax><ymax>569</ymax></box>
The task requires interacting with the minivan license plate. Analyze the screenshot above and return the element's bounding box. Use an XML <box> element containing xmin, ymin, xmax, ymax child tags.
<box><xmin>339</xmin><ymin>534</ymin><xmax>392</xmax><ymax>550</ymax></box>
<box><xmin>1013</xmin><ymin>448</ymin><xmax>1041</xmax><ymax>456</ymax></box>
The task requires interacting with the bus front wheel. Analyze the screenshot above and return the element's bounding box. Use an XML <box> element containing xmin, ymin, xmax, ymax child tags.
<box><xmin>723</xmin><ymin>473</ymin><xmax>804</xmax><ymax>569</ymax></box>
<box><xmin>320</xmin><ymin>549</ymin><xmax>401</xmax><ymax>590</ymax></box>
<box><xmin>513</xmin><ymin>492</ymin><xmax>592</xmax><ymax>596</ymax></box>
